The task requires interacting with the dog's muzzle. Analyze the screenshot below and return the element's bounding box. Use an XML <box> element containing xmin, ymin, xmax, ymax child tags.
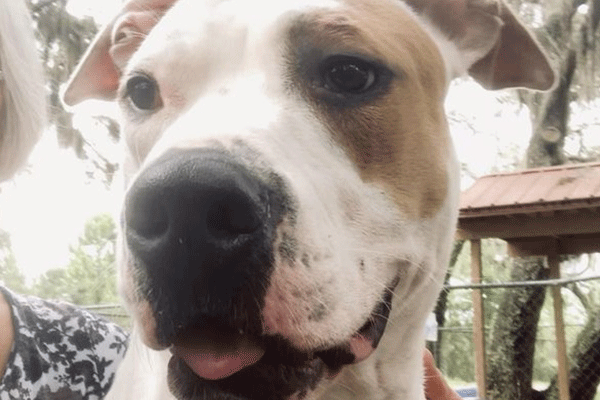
<box><xmin>124</xmin><ymin>148</ymin><xmax>289</xmax><ymax>345</ymax></box>
<box><xmin>123</xmin><ymin>148</ymin><xmax>398</xmax><ymax>399</ymax></box>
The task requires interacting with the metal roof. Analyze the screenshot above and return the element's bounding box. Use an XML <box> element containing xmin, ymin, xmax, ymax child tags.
<box><xmin>457</xmin><ymin>162</ymin><xmax>600</xmax><ymax>255</ymax></box>
<box><xmin>459</xmin><ymin>162</ymin><xmax>600</xmax><ymax>218</ymax></box>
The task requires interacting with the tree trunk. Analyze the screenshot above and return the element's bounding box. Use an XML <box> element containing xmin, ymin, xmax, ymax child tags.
<box><xmin>524</xmin><ymin>49</ymin><xmax>577</xmax><ymax>168</ymax></box>
<box><xmin>486</xmin><ymin>257</ymin><xmax>548</xmax><ymax>400</ymax></box>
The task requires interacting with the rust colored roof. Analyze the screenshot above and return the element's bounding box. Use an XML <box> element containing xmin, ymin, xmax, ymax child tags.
<box><xmin>459</xmin><ymin>162</ymin><xmax>600</xmax><ymax>218</ymax></box>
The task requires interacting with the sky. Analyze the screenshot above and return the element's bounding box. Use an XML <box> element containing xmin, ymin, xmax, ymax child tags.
<box><xmin>0</xmin><ymin>126</ymin><xmax>119</xmax><ymax>281</ymax></box>
<box><xmin>0</xmin><ymin>0</ymin><xmax>122</xmax><ymax>282</ymax></box>
<box><xmin>65</xmin><ymin>0</ymin><xmax>122</xmax><ymax>24</ymax></box>
<box><xmin>0</xmin><ymin>0</ymin><xmax>596</xmax><ymax>282</ymax></box>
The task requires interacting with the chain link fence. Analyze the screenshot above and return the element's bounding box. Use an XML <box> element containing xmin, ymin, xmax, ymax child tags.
<box><xmin>80</xmin><ymin>247</ymin><xmax>600</xmax><ymax>400</ymax></box>
<box><xmin>430</xmin><ymin>273</ymin><xmax>600</xmax><ymax>400</ymax></box>
<box><xmin>84</xmin><ymin>282</ymin><xmax>600</xmax><ymax>399</ymax></box>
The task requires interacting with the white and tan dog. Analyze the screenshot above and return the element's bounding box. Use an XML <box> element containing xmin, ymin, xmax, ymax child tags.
<box><xmin>64</xmin><ymin>0</ymin><xmax>553</xmax><ymax>398</ymax></box>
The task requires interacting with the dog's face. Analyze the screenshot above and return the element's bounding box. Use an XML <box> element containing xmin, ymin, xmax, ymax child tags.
<box><xmin>64</xmin><ymin>0</ymin><xmax>553</xmax><ymax>398</ymax></box>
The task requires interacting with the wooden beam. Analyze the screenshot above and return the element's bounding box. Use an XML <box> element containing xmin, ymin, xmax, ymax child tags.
<box><xmin>549</xmin><ymin>249</ymin><xmax>570</xmax><ymax>400</ymax></box>
<box><xmin>507</xmin><ymin>234</ymin><xmax>600</xmax><ymax>257</ymax></box>
<box><xmin>457</xmin><ymin>212</ymin><xmax>600</xmax><ymax>240</ymax></box>
<box><xmin>459</xmin><ymin>203</ymin><xmax>600</xmax><ymax>219</ymax></box>
<box><xmin>470</xmin><ymin>239</ymin><xmax>487</xmax><ymax>399</ymax></box>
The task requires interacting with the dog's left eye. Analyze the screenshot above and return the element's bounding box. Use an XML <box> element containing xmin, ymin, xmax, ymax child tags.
<box><xmin>321</xmin><ymin>56</ymin><xmax>378</xmax><ymax>94</ymax></box>
<box><xmin>126</xmin><ymin>75</ymin><xmax>161</xmax><ymax>111</ymax></box>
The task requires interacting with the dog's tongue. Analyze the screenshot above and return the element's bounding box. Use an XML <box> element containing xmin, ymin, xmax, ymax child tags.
<box><xmin>348</xmin><ymin>333</ymin><xmax>376</xmax><ymax>363</ymax></box>
<box><xmin>171</xmin><ymin>328</ymin><xmax>265</xmax><ymax>380</ymax></box>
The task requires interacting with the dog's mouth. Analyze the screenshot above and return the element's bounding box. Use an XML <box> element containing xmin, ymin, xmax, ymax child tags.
<box><xmin>166</xmin><ymin>282</ymin><xmax>397</xmax><ymax>400</ymax></box>
<box><xmin>170</xmin><ymin>325</ymin><xmax>266</xmax><ymax>381</ymax></box>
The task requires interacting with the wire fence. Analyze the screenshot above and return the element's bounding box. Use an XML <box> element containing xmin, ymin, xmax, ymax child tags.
<box><xmin>430</xmin><ymin>274</ymin><xmax>600</xmax><ymax>400</ymax></box>
<box><xmin>84</xmin><ymin>304</ymin><xmax>132</xmax><ymax>329</ymax></box>
<box><xmin>81</xmin><ymin>271</ymin><xmax>600</xmax><ymax>399</ymax></box>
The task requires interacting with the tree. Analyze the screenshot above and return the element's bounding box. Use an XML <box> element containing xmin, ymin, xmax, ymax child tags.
<box><xmin>28</xmin><ymin>0</ymin><xmax>119</xmax><ymax>184</ymax></box>
<box><xmin>32</xmin><ymin>267</ymin><xmax>69</xmax><ymax>300</ymax></box>
<box><xmin>487</xmin><ymin>258</ymin><xmax>549</xmax><ymax>400</ymax></box>
<box><xmin>431</xmin><ymin>240</ymin><xmax>465</xmax><ymax>362</ymax></box>
<box><xmin>434</xmin><ymin>239</ymin><xmax>515</xmax><ymax>383</ymax></box>
<box><xmin>0</xmin><ymin>230</ymin><xmax>28</xmax><ymax>294</ymax></box>
<box><xmin>66</xmin><ymin>213</ymin><xmax>118</xmax><ymax>305</ymax></box>
<box><xmin>32</xmin><ymin>213</ymin><xmax>119</xmax><ymax>305</ymax></box>
<box><xmin>484</xmin><ymin>0</ymin><xmax>600</xmax><ymax>398</ymax></box>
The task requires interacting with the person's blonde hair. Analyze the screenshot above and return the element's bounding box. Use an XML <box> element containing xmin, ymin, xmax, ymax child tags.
<box><xmin>0</xmin><ymin>0</ymin><xmax>46</xmax><ymax>181</ymax></box>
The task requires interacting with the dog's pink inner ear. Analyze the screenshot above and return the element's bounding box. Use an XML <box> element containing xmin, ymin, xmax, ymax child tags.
<box><xmin>63</xmin><ymin>4</ymin><xmax>173</xmax><ymax>106</ymax></box>
<box><xmin>404</xmin><ymin>0</ymin><xmax>555</xmax><ymax>91</ymax></box>
<box><xmin>468</xmin><ymin>1</ymin><xmax>555</xmax><ymax>90</ymax></box>
<box><xmin>62</xmin><ymin>25</ymin><xmax>121</xmax><ymax>106</ymax></box>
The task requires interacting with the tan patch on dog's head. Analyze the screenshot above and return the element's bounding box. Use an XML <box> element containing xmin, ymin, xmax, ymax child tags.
<box><xmin>286</xmin><ymin>0</ymin><xmax>450</xmax><ymax>219</ymax></box>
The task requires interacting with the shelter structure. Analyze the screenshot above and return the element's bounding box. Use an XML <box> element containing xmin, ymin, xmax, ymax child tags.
<box><xmin>457</xmin><ymin>162</ymin><xmax>600</xmax><ymax>400</ymax></box>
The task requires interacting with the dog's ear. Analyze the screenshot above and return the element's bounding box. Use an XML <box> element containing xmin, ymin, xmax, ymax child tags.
<box><xmin>467</xmin><ymin>0</ymin><xmax>555</xmax><ymax>90</ymax></box>
<box><xmin>63</xmin><ymin>0</ymin><xmax>177</xmax><ymax>106</ymax></box>
<box><xmin>406</xmin><ymin>0</ymin><xmax>555</xmax><ymax>90</ymax></box>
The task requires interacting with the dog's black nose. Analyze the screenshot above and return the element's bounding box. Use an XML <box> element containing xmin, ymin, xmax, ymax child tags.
<box><xmin>126</xmin><ymin>151</ymin><xmax>263</xmax><ymax>248</ymax></box>
<box><xmin>124</xmin><ymin>148</ymin><xmax>289</xmax><ymax>344</ymax></box>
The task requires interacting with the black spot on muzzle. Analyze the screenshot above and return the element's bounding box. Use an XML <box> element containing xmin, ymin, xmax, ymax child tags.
<box><xmin>124</xmin><ymin>148</ymin><xmax>291</xmax><ymax>345</ymax></box>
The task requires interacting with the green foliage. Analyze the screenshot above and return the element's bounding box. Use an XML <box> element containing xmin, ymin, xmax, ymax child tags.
<box><xmin>32</xmin><ymin>268</ymin><xmax>69</xmax><ymax>300</ymax></box>
<box><xmin>32</xmin><ymin>213</ymin><xmax>119</xmax><ymax>305</ymax></box>
<box><xmin>438</xmin><ymin>239</ymin><xmax>512</xmax><ymax>382</ymax></box>
<box><xmin>439</xmin><ymin>240</ymin><xmax>564</xmax><ymax>385</ymax></box>
<box><xmin>66</xmin><ymin>213</ymin><xmax>118</xmax><ymax>305</ymax></box>
<box><xmin>440</xmin><ymin>236</ymin><xmax>600</xmax><ymax>398</ymax></box>
<box><xmin>0</xmin><ymin>230</ymin><xmax>28</xmax><ymax>294</ymax></box>
<box><xmin>0</xmin><ymin>211</ymin><xmax>119</xmax><ymax>307</ymax></box>
<box><xmin>439</xmin><ymin>289</ymin><xmax>476</xmax><ymax>382</ymax></box>
<box><xmin>27</xmin><ymin>0</ymin><xmax>119</xmax><ymax>184</ymax></box>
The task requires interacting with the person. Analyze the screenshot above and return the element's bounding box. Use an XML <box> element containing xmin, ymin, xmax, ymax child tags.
<box><xmin>0</xmin><ymin>0</ymin><xmax>44</xmax><ymax>181</ymax></box>
<box><xmin>0</xmin><ymin>1</ymin><xmax>129</xmax><ymax>399</ymax></box>
<box><xmin>0</xmin><ymin>288</ymin><xmax>129</xmax><ymax>400</ymax></box>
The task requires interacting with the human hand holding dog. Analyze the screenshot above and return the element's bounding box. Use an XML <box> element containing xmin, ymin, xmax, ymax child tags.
<box><xmin>424</xmin><ymin>349</ymin><xmax>463</xmax><ymax>400</ymax></box>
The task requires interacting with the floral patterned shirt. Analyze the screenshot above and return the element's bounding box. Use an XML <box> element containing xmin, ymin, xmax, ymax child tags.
<box><xmin>0</xmin><ymin>287</ymin><xmax>129</xmax><ymax>400</ymax></box>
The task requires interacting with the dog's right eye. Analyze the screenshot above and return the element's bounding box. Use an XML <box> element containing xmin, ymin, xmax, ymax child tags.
<box><xmin>307</xmin><ymin>54</ymin><xmax>395</xmax><ymax>107</ymax></box>
<box><xmin>126</xmin><ymin>76</ymin><xmax>161</xmax><ymax>111</ymax></box>
<box><xmin>321</xmin><ymin>56</ymin><xmax>378</xmax><ymax>95</ymax></box>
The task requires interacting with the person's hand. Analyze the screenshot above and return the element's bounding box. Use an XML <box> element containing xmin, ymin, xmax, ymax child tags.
<box><xmin>424</xmin><ymin>349</ymin><xmax>463</xmax><ymax>400</ymax></box>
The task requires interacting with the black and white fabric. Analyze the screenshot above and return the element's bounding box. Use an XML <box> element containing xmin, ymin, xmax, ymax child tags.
<box><xmin>0</xmin><ymin>287</ymin><xmax>129</xmax><ymax>400</ymax></box>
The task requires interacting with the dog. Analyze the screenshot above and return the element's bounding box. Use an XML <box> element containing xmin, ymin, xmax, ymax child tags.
<box><xmin>63</xmin><ymin>0</ymin><xmax>554</xmax><ymax>398</ymax></box>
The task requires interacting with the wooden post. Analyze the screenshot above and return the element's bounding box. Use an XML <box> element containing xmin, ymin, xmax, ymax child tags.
<box><xmin>549</xmin><ymin>250</ymin><xmax>570</xmax><ymax>400</ymax></box>
<box><xmin>471</xmin><ymin>239</ymin><xmax>487</xmax><ymax>399</ymax></box>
